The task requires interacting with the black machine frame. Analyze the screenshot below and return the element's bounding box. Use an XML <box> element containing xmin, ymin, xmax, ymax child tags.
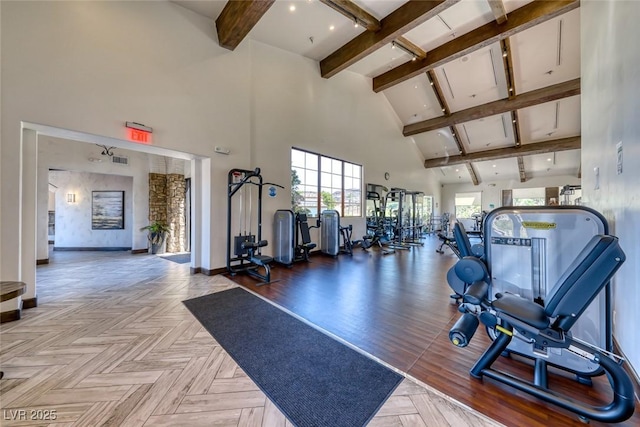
<box><xmin>226</xmin><ymin>167</ymin><xmax>282</xmax><ymax>284</ymax></box>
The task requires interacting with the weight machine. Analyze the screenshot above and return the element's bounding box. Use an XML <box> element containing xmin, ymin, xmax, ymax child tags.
<box><xmin>446</xmin><ymin>207</ymin><xmax>635</xmax><ymax>423</ymax></box>
<box><xmin>226</xmin><ymin>168</ymin><xmax>282</xmax><ymax>284</ymax></box>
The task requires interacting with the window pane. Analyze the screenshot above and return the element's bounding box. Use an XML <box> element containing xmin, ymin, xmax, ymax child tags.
<box><xmin>320</xmin><ymin>172</ymin><xmax>331</xmax><ymax>187</ymax></box>
<box><xmin>344</xmin><ymin>163</ymin><xmax>352</xmax><ymax>177</ymax></box>
<box><xmin>332</xmin><ymin>159</ymin><xmax>342</xmax><ymax>174</ymax></box>
<box><xmin>321</xmin><ymin>156</ymin><xmax>331</xmax><ymax>172</ymax></box>
<box><xmin>352</xmin><ymin>165</ymin><xmax>361</xmax><ymax>179</ymax></box>
<box><xmin>306</xmin><ymin>152</ymin><xmax>318</xmax><ymax>170</ymax></box>
<box><xmin>292</xmin><ymin>149</ymin><xmax>305</xmax><ymax>168</ymax></box>
<box><xmin>344</xmin><ymin>177</ymin><xmax>352</xmax><ymax>190</ymax></box>
<box><xmin>332</xmin><ymin>174</ymin><xmax>342</xmax><ymax>189</ymax></box>
<box><xmin>305</xmin><ymin>169</ymin><xmax>318</xmax><ymax>184</ymax></box>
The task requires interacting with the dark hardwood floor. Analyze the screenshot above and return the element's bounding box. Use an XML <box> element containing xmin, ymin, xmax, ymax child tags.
<box><xmin>229</xmin><ymin>235</ymin><xmax>640</xmax><ymax>427</ymax></box>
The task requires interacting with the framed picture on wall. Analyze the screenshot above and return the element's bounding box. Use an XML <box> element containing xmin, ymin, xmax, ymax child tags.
<box><xmin>92</xmin><ymin>191</ymin><xmax>124</xmax><ymax>230</ymax></box>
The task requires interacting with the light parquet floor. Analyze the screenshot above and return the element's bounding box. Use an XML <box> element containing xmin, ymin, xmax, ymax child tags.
<box><xmin>0</xmin><ymin>250</ymin><xmax>501</xmax><ymax>427</ymax></box>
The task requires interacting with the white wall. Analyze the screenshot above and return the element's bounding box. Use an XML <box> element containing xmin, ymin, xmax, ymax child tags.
<box><xmin>1</xmin><ymin>1</ymin><xmax>249</xmax><ymax>285</ymax></box>
<box><xmin>1</xmin><ymin>1</ymin><xmax>441</xmax><ymax>312</ymax></box>
<box><xmin>581</xmin><ymin>0</ymin><xmax>640</xmax><ymax>377</ymax></box>
<box><xmin>37</xmin><ymin>136</ymin><xmax>153</xmax><ymax>258</ymax></box>
<box><xmin>249</xmin><ymin>40</ymin><xmax>442</xmax><ymax>244</ymax></box>
<box><xmin>441</xmin><ymin>174</ymin><xmax>581</xmax><ymax>217</ymax></box>
<box><xmin>49</xmin><ymin>170</ymin><xmax>133</xmax><ymax>248</ymax></box>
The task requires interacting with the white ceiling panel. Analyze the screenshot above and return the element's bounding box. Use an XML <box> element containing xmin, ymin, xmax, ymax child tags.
<box><xmin>406</xmin><ymin>0</ymin><xmax>494</xmax><ymax>52</ymax></box>
<box><xmin>434</xmin><ymin>44</ymin><xmax>506</xmax><ymax>111</ymax></box>
<box><xmin>510</xmin><ymin>8</ymin><xmax>580</xmax><ymax>93</ymax></box>
<box><xmin>411</xmin><ymin>128</ymin><xmax>460</xmax><ymax>160</ymax></box>
<box><xmin>518</xmin><ymin>95</ymin><xmax>580</xmax><ymax>143</ymax></box>
<box><xmin>384</xmin><ymin>74</ymin><xmax>443</xmax><ymax>125</ymax></box>
<box><xmin>171</xmin><ymin>1</ymin><xmax>225</xmax><ymax>20</ymax></box>
<box><xmin>250</xmin><ymin>1</ymin><xmax>367</xmax><ymax>61</ymax></box>
<box><xmin>458</xmin><ymin>112</ymin><xmax>515</xmax><ymax>153</ymax></box>
<box><xmin>437</xmin><ymin>165</ymin><xmax>473</xmax><ymax>185</ymax></box>
<box><xmin>503</xmin><ymin>0</ymin><xmax>535</xmax><ymax>14</ymax></box>
<box><xmin>475</xmin><ymin>157</ymin><xmax>520</xmax><ymax>182</ymax></box>
<box><xmin>355</xmin><ymin>0</ymin><xmax>405</xmax><ymax>18</ymax></box>
<box><xmin>524</xmin><ymin>149</ymin><xmax>581</xmax><ymax>178</ymax></box>
<box><xmin>348</xmin><ymin>42</ymin><xmax>414</xmax><ymax>77</ymax></box>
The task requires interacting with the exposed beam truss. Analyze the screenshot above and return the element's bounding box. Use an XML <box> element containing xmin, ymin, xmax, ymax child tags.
<box><xmin>488</xmin><ymin>0</ymin><xmax>508</xmax><ymax>25</ymax></box>
<box><xmin>320</xmin><ymin>0</ymin><xmax>460</xmax><ymax>78</ymax></box>
<box><xmin>424</xmin><ymin>137</ymin><xmax>581</xmax><ymax>168</ymax></box>
<box><xmin>216</xmin><ymin>0</ymin><xmax>275</xmax><ymax>51</ymax></box>
<box><xmin>373</xmin><ymin>0</ymin><xmax>579</xmax><ymax>92</ymax></box>
<box><xmin>404</xmin><ymin>78</ymin><xmax>580</xmax><ymax>136</ymax></box>
<box><xmin>517</xmin><ymin>156</ymin><xmax>526</xmax><ymax>182</ymax></box>
<box><xmin>319</xmin><ymin>0</ymin><xmax>381</xmax><ymax>31</ymax></box>
<box><xmin>466</xmin><ymin>163</ymin><xmax>480</xmax><ymax>185</ymax></box>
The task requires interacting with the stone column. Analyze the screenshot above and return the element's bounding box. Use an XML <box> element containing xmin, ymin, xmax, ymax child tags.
<box><xmin>166</xmin><ymin>174</ymin><xmax>185</xmax><ymax>253</ymax></box>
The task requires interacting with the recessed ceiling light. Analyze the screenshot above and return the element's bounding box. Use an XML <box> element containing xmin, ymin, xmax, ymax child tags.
<box><xmin>414</xmin><ymin>85</ymin><xmax>418</xmax><ymax>89</ymax></box>
<box><xmin>455</xmin><ymin>169</ymin><xmax>459</xmax><ymax>172</ymax></box>
<box><xmin>492</xmin><ymin>164</ymin><xmax>497</xmax><ymax>168</ymax></box>
<box><xmin>547</xmin><ymin>158</ymin><xmax>552</xmax><ymax>162</ymax></box>
<box><xmin>329</xmin><ymin>25</ymin><xmax>335</xmax><ymax>31</ymax></box>
<box><xmin>289</xmin><ymin>5</ymin><xmax>296</xmax><ymax>12</ymax></box>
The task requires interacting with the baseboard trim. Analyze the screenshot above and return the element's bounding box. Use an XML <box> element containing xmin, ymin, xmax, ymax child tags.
<box><xmin>0</xmin><ymin>309</ymin><xmax>21</xmax><ymax>323</ymax></box>
<box><xmin>131</xmin><ymin>249</ymin><xmax>148</xmax><ymax>254</ymax></box>
<box><xmin>613</xmin><ymin>336</ymin><xmax>640</xmax><ymax>404</ymax></box>
<box><xmin>22</xmin><ymin>297</ymin><xmax>38</xmax><ymax>309</ymax></box>
<box><xmin>190</xmin><ymin>267</ymin><xmax>226</xmax><ymax>276</ymax></box>
<box><xmin>36</xmin><ymin>258</ymin><xmax>49</xmax><ymax>265</ymax></box>
<box><xmin>54</xmin><ymin>247</ymin><xmax>132</xmax><ymax>251</ymax></box>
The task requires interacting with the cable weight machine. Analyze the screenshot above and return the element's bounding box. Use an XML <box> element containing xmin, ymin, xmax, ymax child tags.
<box><xmin>226</xmin><ymin>168</ymin><xmax>283</xmax><ymax>284</ymax></box>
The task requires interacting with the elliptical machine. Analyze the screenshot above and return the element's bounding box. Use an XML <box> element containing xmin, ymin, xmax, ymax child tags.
<box><xmin>273</xmin><ymin>210</ymin><xmax>318</xmax><ymax>265</ymax></box>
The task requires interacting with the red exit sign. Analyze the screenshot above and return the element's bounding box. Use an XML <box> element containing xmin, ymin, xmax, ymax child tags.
<box><xmin>125</xmin><ymin>122</ymin><xmax>153</xmax><ymax>144</ymax></box>
<box><xmin>128</xmin><ymin>128</ymin><xmax>152</xmax><ymax>144</ymax></box>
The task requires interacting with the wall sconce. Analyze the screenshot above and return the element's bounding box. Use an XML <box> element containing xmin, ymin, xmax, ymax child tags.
<box><xmin>67</xmin><ymin>193</ymin><xmax>76</xmax><ymax>203</ymax></box>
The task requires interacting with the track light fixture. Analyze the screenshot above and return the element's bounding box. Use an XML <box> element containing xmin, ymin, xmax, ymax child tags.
<box><xmin>391</xmin><ymin>40</ymin><xmax>420</xmax><ymax>61</ymax></box>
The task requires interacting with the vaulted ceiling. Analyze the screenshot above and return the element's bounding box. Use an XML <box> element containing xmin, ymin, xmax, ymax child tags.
<box><xmin>173</xmin><ymin>0</ymin><xmax>582</xmax><ymax>186</ymax></box>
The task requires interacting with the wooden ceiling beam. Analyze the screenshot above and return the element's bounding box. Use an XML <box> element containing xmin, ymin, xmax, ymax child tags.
<box><xmin>319</xmin><ymin>0</ymin><xmax>380</xmax><ymax>31</ymax></box>
<box><xmin>466</xmin><ymin>163</ymin><xmax>480</xmax><ymax>185</ymax></box>
<box><xmin>320</xmin><ymin>0</ymin><xmax>460</xmax><ymax>78</ymax></box>
<box><xmin>517</xmin><ymin>156</ymin><xmax>526</xmax><ymax>182</ymax></box>
<box><xmin>373</xmin><ymin>0</ymin><xmax>579</xmax><ymax>92</ymax></box>
<box><xmin>216</xmin><ymin>0</ymin><xmax>275</xmax><ymax>51</ymax></box>
<box><xmin>488</xmin><ymin>0</ymin><xmax>508</xmax><ymax>25</ymax></box>
<box><xmin>394</xmin><ymin>36</ymin><xmax>426</xmax><ymax>59</ymax></box>
<box><xmin>404</xmin><ymin>78</ymin><xmax>580</xmax><ymax>136</ymax></box>
<box><xmin>424</xmin><ymin>136</ymin><xmax>581</xmax><ymax>168</ymax></box>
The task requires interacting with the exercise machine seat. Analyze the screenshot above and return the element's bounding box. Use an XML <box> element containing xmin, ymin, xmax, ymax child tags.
<box><xmin>241</xmin><ymin>240</ymin><xmax>273</xmax><ymax>265</ymax></box>
<box><xmin>493</xmin><ymin>293</ymin><xmax>549</xmax><ymax>329</ymax></box>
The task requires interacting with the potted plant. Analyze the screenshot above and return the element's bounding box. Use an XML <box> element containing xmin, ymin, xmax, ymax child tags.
<box><xmin>140</xmin><ymin>221</ymin><xmax>170</xmax><ymax>254</ymax></box>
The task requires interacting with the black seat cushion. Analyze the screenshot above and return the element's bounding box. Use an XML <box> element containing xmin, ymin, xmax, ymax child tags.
<box><xmin>493</xmin><ymin>293</ymin><xmax>549</xmax><ymax>330</ymax></box>
<box><xmin>251</xmin><ymin>255</ymin><xmax>273</xmax><ymax>265</ymax></box>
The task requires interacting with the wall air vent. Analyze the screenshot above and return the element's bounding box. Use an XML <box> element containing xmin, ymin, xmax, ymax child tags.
<box><xmin>111</xmin><ymin>155</ymin><xmax>129</xmax><ymax>166</ymax></box>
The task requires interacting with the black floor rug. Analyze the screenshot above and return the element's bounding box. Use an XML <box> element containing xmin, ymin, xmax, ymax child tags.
<box><xmin>159</xmin><ymin>253</ymin><xmax>191</xmax><ymax>264</ymax></box>
<box><xmin>183</xmin><ymin>287</ymin><xmax>402</xmax><ymax>427</ymax></box>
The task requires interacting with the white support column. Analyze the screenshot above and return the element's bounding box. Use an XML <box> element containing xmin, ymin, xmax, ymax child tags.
<box><xmin>36</xmin><ymin>144</ymin><xmax>49</xmax><ymax>262</ymax></box>
<box><xmin>21</xmin><ymin>127</ymin><xmax>38</xmax><ymax>302</ymax></box>
<box><xmin>190</xmin><ymin>158</ymin><xmax>202</xmax><ymax>271</ymax></box>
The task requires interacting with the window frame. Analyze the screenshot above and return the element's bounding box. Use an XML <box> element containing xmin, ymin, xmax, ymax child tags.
<box><xmin>291</xmin><ymin>147</ymin><xmax>362</xmax><ymax>218</ymax></box>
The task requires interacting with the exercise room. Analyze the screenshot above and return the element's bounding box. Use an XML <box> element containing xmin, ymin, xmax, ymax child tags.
<box><xmin>1</xmin><ymin>1</ymin><xmax>639</xmax><ymax>426</ymax></box>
